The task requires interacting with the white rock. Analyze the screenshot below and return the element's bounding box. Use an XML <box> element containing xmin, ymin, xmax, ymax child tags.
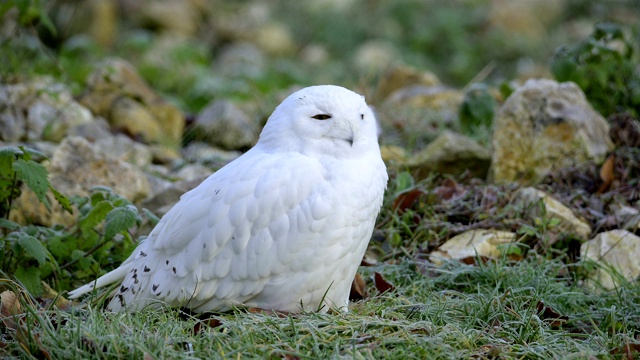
<box><xmin>430</xmin><ymin>230</ymin><xmax>518</xmax><ymax>265</ymax></box>
<box><xmin>581</xmin><ymin>230</ymin><xmax>640</xmax><ymax>290</ymax></box>
<box><xmin>10</xmin><ymin>136</ymin><xmax>150</xmax><ymax>227</ymax></box>
<box><xmin>0</xmin><ymin>79</ymin><xmax>94</xmax><ymax>142</ymax></box>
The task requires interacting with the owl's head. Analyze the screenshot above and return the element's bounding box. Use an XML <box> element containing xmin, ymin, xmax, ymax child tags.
<box><xmin>258</xmin><ymin>85</ymin><xmax>381</xmax><ymax>157</ymax></box>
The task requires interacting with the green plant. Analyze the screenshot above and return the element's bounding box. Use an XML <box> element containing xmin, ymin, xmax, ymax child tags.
<box><xmin>459</xmin><ymin>83</ymin><xmax>495</xmax><ymax>144</ymax></box>
<box><xmin>0</xmin><ymin>146</ymin><xmax>153</xmax><ymax>296</ymax></box>
<box><xmin>0</xmin><ymin>146</ymin><xmax>69</xmax><ymax>220</ymax></box>
<box><xmin>0</xmin><ymin>0</ymin><xmax>55</xmax><ymax>36</ymax></box>
<box><xmin>551</xmin><ymin>22</ymin><xmax>640</xmax><ymax>117</ymax></box>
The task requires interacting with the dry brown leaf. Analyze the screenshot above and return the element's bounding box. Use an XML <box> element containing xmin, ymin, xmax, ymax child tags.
<box><xmin>459</xmin><ymin>256</ymin><xmax>493</xmax><ymax>265</ymax></box>
<box><xmin>535</xmin><ymin>301</ymin><xmax>568</xmax><ymax>328</ymax></box>
<box><xmin>433</xmin><ymin>178</ymin><xmax>467</xmax><ymax>201</ymax></box>
<box><xmin>597</xmin><ymin>154</ymin><xmax>615</xmax><ymax>193</ymax></box>
<box><xmin>610</xmin><ymin>342</ymin><xmax>640</xmax><ymax>359</ymax></box>
<box><xmin>374</xmin><ymin>272</ymin><xmax>395</xmax><ymax>294</ymax></box>
<box><xmin>193</xmin><ymin>317</ymin><xmax>223</xmax><ymax>334</ymax></box>
<box><xmin>0</xmin><ymin>290</ymin><xmax>21</xmax><ymax>330</ymax></box>
<box><xmin>349</xmin><ymin>273</ymin><xmax>368</xmax><ymax>301</ymax></box>
<box><xmin>392</xmin><ymin>189</ymin><xmax>425</xmax><ymax>213</ymax></box>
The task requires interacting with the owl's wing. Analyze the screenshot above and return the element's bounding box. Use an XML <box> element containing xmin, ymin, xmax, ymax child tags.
<box><xmin>109</xmin><ymin>149</ymin><xmax>328</xmax><ymax>311</ymax></box>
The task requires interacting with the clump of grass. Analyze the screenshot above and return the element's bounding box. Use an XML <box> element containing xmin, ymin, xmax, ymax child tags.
<box><xmin>3</xmin><ymin>255</ymin><xmax>638</xmax><ymax>359</ymax></box>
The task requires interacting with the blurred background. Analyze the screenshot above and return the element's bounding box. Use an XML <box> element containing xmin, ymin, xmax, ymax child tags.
<box><xmin>2</xmin><ymin>0</ymin><xmax>639</xmax><ymax>112</ymax></box>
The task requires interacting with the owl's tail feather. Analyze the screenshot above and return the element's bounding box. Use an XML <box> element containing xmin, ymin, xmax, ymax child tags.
<box><xmin>67</xmin><ymin>266</ymin><xmax>129</xmax><ymax>299</ymax></box>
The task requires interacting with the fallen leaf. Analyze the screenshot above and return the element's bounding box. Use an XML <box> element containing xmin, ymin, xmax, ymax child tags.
<box><xmin>459</xmin><ymin>256</ymin><xmax>493</xmax><ymax>265</ymax></box>
<box><xmin>374</xmin><ymin>272</ymin><xmax>395</xmax><ymax>294</ymax></box>
<box><xmin>597</xmin><ymin>154</ymin><xmax>615</xmax><ymax>193</ymax></box>
<box><xmin>433</xmin><ymin>178</ymin><xmax>467</xmax><ymax>201</ymax></box>
<box><xmin>350</xmin><ymin>273</ymin><xmax>368</xmax><ymax>301</ymax></box>
<box><xmin>392</xmin><ymin>189</ymin><xmax>425</xmax><ymax>213</ymax></box>
<box><xmin>0</xmin><ymin>290</ymin><xmax>21</xmax><ymax>330</ymax></box>
<box><xmin>193</xmin><ymin>317</ymin><xmax>223</xmax><ymax>334</ymax></box>
<box><xmin>610</xmin><ymin>342</ymin><xmax>640</xmax><ymax>359</ymax></box>
<box><xmin>536</xmin><ymin>301</ymin><xmax>568</xmax><ymax>328</ymax></box>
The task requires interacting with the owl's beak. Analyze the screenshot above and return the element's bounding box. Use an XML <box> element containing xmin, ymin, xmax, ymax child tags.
<box><xmin>332</xmin><ymin>119</ymin><xmax>356</xmax><ymax>147</ymax></box>
<box><xmin>343</xmin><ymin>127</ymin><xmax>355</xmax><ymax>147</ymax></box>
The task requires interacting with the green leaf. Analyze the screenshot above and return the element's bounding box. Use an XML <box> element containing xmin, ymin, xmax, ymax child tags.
<box><xmin>0</xmin><ymin>218</ymin><xmax>20</xmax><ymax>230</ymax></box>
<box><xmin>47</xmin><ymin>236</ymin><xmax>73</xmax><ymax>259</ymax></box>
<box><xmin>12</xmin><ymin>158</ymin><xmax>50</xmax><ymax>206</ymax></box>
<box><xmin>35</xmin><ymin>1</ymin><xmax>57</xmax><ymax>36</ymax></box>
<box><xmin>460</xmin><ymin>83</ymin><xmax>495</xmax><ymax>134</ymax></box>
<box><xmin>50</xmin><ymin>186</ymin><xmax>73</xmax><ymax>214</ymax></box>
<box><xmin>71</xmin><ymin>249</ymin><xmax>92</xmax><ymax>271</ymax></box>
<box><xmin>15</xmin><ymin>266</ymin><xmax>43</xmax><ymax>296</ymax></box>
<box><xmin>19</xmin><ymin>146</ymin><xmax>47</xmax><ymax>161</ymax></box>
<box><xmin>0</xmin><ymin>146</ymin><xmax>24</xmax><ymax>158</ymax></box>
<box><xmin>17</xmin><ymin>233</ymin><xmax>48</xmax><ymax>265</ymax></box>
<box><xmin>79</xmin><ymin>200</ymin><xmax>114</xmax><ymax>234</ymax></box>
<box><xmin>104</xmin><ymin>205</ymin><xmax>139</xmax><ymax>240</ymax></box>
<box><xmin>394</xmin><ymin>171</ymin><xmax>415</xmax><ymax>193</ymax></box>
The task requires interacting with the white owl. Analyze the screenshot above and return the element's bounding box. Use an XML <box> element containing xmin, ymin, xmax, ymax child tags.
<box><xmin>68</xmin><ymin>85</ymin><xmax>388</xmax><ymax>313</ymax></box>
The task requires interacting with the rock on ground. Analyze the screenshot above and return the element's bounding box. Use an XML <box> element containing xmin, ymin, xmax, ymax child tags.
<box><xmin>78</xmin><ymin>58</ymin><xmax>184</xmax><ymax>147</ymax></box>
<box><xmin>0</xmin><ymin>78</ymin><xmax>94</xmax><ymax>142</ymax></box>
<box><xmin>407</xmin><ymin>131</ymin><xmax>491</xmax><ymax>179</ymax></box>
<box><xmin>430</xmin><ymin>230</ymin><xmax>518</xmax><ymax>265</ymax></box>
<box><xmin>193</xmin><ymin>99</ymin><xmax>258</xmax><ymax>150</ymax></box>
<box><xmin>10</xmin><ymin>136</ymin><xmax>150</xmax><ymax>227</ymax></box>
<box><xmin>489</xmin><ymin>79</ymin><xmax>613</xmax><ymax>184</ymax></box>
<box><xmin>376</xmin><ymin>65</ymin><xmax>440</xmax><ymax>102</ymax></box>
<box><xmin>581</xmin><ymin>230</ymin><xmax>640</xmax><ymax>290</ymax></box>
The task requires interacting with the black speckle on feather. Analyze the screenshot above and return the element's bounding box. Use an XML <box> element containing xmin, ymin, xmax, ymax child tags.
<box><xmin>139</xmin><ymin>251</ymin><xmax>147</xmax><ymax>257</ymax></box>
<box><xmin>166</xmin><ymin>260</ymin><xmax>169</xmax><ymax>265</ymax></box>
<box><xmin>172</xmin><ymin>267</ymin><xmax>177</xmax><ymax>274</ymax></box>
<box><xmin>152</xmin><ymin>284</ymin><xmax>159</xmax><ymax>292</ymax></box>
<box><xmin>117</xmin><ymin>294</ymin><xmax>125</xmax><ymax>307</ymax></box>
<box><xmin>144</xmin><ymin>266</ymin><xmax>150</xmax><ymax>272</ymax></box>
<box><xmin>120</xmin><ymin>285</ymin><xmax>128</xmax><ymax>293</ymax></box>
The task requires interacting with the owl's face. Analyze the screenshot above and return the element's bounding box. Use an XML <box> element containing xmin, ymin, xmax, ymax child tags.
<box><xmin>259</xmin><ymin>85</ymin><xmax>381</xmax><ymax>157</ymax></box>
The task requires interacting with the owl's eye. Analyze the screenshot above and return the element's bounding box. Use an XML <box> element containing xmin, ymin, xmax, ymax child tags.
<box><xmin>312</xmin><ymin>114</ymin><xmax>332</xmax><ymax>120</ymax></box>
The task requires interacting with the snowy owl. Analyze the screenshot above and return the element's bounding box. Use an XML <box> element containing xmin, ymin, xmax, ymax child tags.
<box><xmin>68</xmin><ymin>85</ymin><xmax>388</xmax><ymax>313</ymax></box>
